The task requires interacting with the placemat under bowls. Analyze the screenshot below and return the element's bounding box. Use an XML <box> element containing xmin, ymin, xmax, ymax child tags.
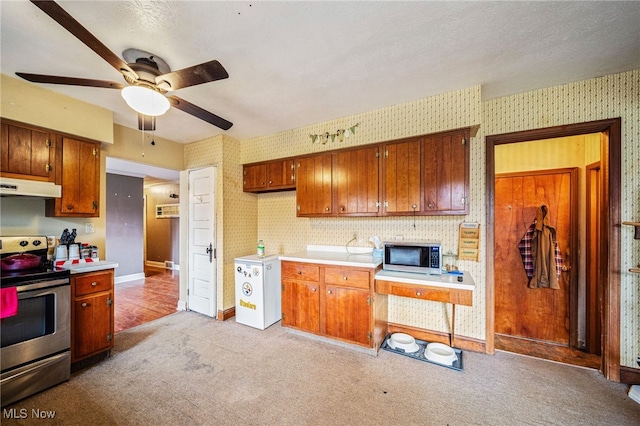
<box><xmin>381</xmin><ymin>334</ymin><xmax>464</xmax><ymax>371</ymax></box>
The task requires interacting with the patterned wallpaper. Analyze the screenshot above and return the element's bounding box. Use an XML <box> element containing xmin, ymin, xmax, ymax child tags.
<box><xmin>185</xmin><ymin>70</ymin><xmax>638</xmax><ymax>367</ymax></box>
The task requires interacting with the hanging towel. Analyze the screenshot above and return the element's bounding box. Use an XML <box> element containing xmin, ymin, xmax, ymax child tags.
<box><xmin>1</xmin><ymin>286</ymin><xmax>19</xmax><ymax>319</ymax></box>
<box><xmin>518</xmin><ymin>205</ymin><xmax>562</xmax><ymax>289</ymax></box>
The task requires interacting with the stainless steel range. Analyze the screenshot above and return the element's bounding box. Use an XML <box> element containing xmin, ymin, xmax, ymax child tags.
<box><xmin>1</xmin><ymin>235</ymin><xmax>71</xmax><ymax>407</ymax></box>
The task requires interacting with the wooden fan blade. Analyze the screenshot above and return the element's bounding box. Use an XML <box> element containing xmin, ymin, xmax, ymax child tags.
<box><xmin>155</xmin><ymin>60</ymin><xmax>228</xmax><ymax>91</ymax></box>
<box><xmin>167</xmin><ymin>96</ymin><xmax>233</xmax><ymax>130</ymax></box>
<box><xmin>30</xmin><ymin>1</ymin><xmax>137</xmax><ymax>78</ymax></box>
<box><xmin>16</xmin><ymin>72</ymin><xmax>125</xmax><ymax>89</ymax></box>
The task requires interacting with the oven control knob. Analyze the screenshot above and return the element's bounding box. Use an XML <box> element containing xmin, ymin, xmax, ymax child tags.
<box><xmin>33</xmin><ymin>240</ymin><xmax>42</xmax><ymax>246</ymax></box>
<box><xmin>19</xmin><ymin>240</ymin><xmax>28</xmax><ymax>247</ymax></box>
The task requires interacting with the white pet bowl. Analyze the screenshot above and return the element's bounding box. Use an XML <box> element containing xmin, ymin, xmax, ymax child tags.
<box><xmin>387</xmin><ymin>333</ymin><xmax>420</xmax><ymax>353</ymax></box>
<box><xmin>424</xmin><ymin>342</ymin><xmax>458</xmax><ymax>365</ymax></box>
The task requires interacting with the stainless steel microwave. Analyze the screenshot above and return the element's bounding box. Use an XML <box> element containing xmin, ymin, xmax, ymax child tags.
<box><xmin>383</xmin><ymin>241</ymin><xmax>442</xmax><ymax>274</ymax></box>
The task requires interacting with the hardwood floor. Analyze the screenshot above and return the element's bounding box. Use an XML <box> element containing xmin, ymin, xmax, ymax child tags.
<box><xmin>114</xmin><ymin>266</ymin><xmax>180</xmax><ymax>333</ymax></box>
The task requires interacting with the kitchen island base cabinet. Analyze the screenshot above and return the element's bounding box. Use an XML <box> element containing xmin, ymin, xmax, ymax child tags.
<box><xmin>281</xmin><ymin>260</ymin><xmax>385</xmax><ymax>350</ymax></box>
<box><xmin>71</xmin><ymin>269</ymin><xmax>114</xmax><ymax>364</ymax></box>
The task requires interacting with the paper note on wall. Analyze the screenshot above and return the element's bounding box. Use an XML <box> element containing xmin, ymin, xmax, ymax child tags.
<box><xmin>458</xmin><ymin>222</ymin><xmax>480</xmax><ymax>261</ymax></box>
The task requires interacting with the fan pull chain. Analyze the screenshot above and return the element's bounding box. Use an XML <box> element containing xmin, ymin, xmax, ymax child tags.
<box><xmin>141</xmin><ymin>126</ymin><xmax>145</xmax><ymax>157</ymax></box>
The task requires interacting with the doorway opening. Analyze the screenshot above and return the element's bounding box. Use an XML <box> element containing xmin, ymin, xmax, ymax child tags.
<box><xmin>485</xmin><ymin>118</ymin><xmax>622</xmax><ymax>381</ymax></box>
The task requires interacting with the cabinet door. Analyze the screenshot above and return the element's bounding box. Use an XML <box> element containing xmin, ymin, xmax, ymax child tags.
<box><xmin>73</xmin><ymin>292</ymin><xmax>113</xmax><ymax>361</ymax></box>
<box><xmin>423</xmin><ymin>131</ymin><xmax>469</xmax><ymax>214</ymax></box>
<box><xmin>266</xmin><ymin>159</ymin><xmax>295</xmax><ymax>190</ymax></box>
<box><xmin>323</xmin><ymin>286</ymin><xmax>371</xmax><ymax>346</ymax></box>
<box><xmin>243</xmin><ymin>164</ymin><xmax>267</xmax><ymax>191</ymax></box>
<box><xmin>335</xmin><ymin>146</ymin><xmax>380</xmax><ymax>216</ymax></box>
<box><xmin>281</xmin><ymin>280</ymin><xmax>320</xmax><ymax>333</ymax></box>
<box><xmin>296</xmin><ymin>154</ymin><xmax>333</xmax><ymax>216</ymax></box>
<box><xmin>382</xmin><ymin>138</ymin><xmax>422</xmax><ymax>215</ymax></box>
<box><xmin>48</xmin><ymin>137</ymin><xmax>100</xmax><ymax>217</ymax></box>
<box><xmin>1</xmin><ymin>122</ymin><xmax>54</xmax><ymax>181</ymax></box>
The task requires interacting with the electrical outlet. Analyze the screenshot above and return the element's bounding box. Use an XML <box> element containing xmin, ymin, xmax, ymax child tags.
<box><xmin>85</xmin><ymin>222</ymin><xmax>95</xmax><ymax>233</ymax></box>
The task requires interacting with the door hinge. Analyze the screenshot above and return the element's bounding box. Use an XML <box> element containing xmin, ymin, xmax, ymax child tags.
<box><xmin>281</xmin><ymin>312</ymin><xmax>286</xmax><ymax>320</ymax></box>
<box><xmin>384</xmin><ymin>150</ymin><xmax>389</xmax><ymax>158</ymax></box>
<box><xmin>384</xmin><ymin>201</ymin><xmax>389</xmax><ymax>208</ymax></box>
<box><xmin>106</xmin><ymin>298</ymin><xmax>112</xmax><ymax>306</ymax></box>
<box><xmin>462</xmin><ymin>137</ymin><xmax>467</xmax><ymax>146</ymax></box>
<box><xmin>45</xmin><ymin>164</ymin><xmax>52</xmax><ymax>172</ymax></box>
<box><xmin>367</xmin><ymin>296</ymin><xmax>373</xmax><ymax>305</ymax></box>
<box><xmin>93</xmin><ymin>147</ymin><xmax>98</xmax><ymax>157</ymax></box>
<box><xmin>214</xmin><ymin>248</ymin><xmax>217</xmax><ymax>259</ymax></box>
<box><xmin>367</xmin><ymin>332</ymin><xmax>372</xmax><ymax>340</ymax></box>
<box><xmin>46</xmin><ymin>139</ymin><xmax>52</xmax><ymax>148</ymax></box>
<box><xmin>107</xmin><ymin>333</ymin><xmax>112</xmax><ymax>341</ymax></box>
<box><xmin>375</xmin><ymin>151</ymin><xmax>380</xmax><ymax>158</ymax></box>
<box><xmin>93</xmin><ymin>200</ymin><xmax>98</xmax><ymax>210</ymax></box>
<box><xmin>461</xmin><ymin>196</ymin><xmax>468</xmax><ymax>205</ymax></box>
<box><xmin>375</xmin><ymin>201</ymin><xmax>380</xmax><ymax>208</ymax></box>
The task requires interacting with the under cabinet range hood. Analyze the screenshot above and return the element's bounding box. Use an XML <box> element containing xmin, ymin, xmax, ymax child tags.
<box><xmin>0</xmin><ymin>177</ymin><xmax>61</xmax><ymax>198</ymax></box>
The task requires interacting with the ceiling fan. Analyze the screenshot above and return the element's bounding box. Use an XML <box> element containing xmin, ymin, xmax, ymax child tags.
<box><xmin>16</xmin><ymin>0</ymin><xmax>232</xmax><ymax>131</ymax></box>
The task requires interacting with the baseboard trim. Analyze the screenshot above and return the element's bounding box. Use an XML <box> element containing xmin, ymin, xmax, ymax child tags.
<box><xmin>495</xmin><ymin>333</ymin><xmax>601</xmax><ymax>369</ymax></box>
<box><xmin>177</xmin><ymin>300</ymin><xmax>187</xmax><ymax>311</ymax></box>
<box><xmin>114</xmin><ymin>272</ymin><xmax>146</xmax><ymax>284</ymax></box>
<box><xmin>620</xmin><ymin>366</ymin><xmax>640</xmax><ymax>384</ymax></box>
<box><xmin>388</xmin><ymin>322</ymin><xmax>486</xmax><ymax>353</ymax></box>
<box><xmin>217</xmin><ymin>306</ymin><xmax>235</xmax><ymax>321</ymax></box>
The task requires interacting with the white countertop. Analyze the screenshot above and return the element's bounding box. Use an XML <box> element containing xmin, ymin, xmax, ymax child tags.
<box><xmin>374</xmin><ymin>269</ymin><xmax>475</xmax><ymax>291</ymax></box>
<box><xmin>279</xmin><ymin>245</ymin><xmax>382</xmax><ymax>268</ymax></box>
<box><xmin>56</xmin><ymin>260</ymin><xmax>119</xmax><ymax>274</ymax></box>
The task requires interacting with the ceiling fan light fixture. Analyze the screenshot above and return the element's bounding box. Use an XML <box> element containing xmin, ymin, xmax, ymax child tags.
<box><xmin>121</xmin><ymin>85</ymin><xmax>170</xmax><ymax>116</ymax></box>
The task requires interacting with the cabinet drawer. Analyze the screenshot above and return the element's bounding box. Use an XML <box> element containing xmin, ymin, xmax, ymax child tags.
<box><xmin>75</xmin><ymin>271</ymin><xmax>112</xmax><ymax>296</ymax></box>
<box><xmin>281</xmin><ymin>262</ymin><xmax>320</xmax><ymax>282</ymax></box>
<box><xmin>324</xmin><ymin>267</ymin><xmax>370</xmax><ymax>289</ymax></box>
<box><xmin>378</xmin><ymin>281</ymin><xmax>472</xmax><ymax>306</ymax></box>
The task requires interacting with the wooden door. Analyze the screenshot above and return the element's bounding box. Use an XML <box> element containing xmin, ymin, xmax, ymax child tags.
<box><xmin>494</xmin><ymin>168</ymin><xmax>576</xmax><ymax>346</ymax></box>
<box><xmin>323</xmin><ymin>286</ymin><xmax>371</xmax><ymax>346</ymax></box>
<box><xmin>382</xmin><ymin>138</ymin><xmax>421</xmax><ymax>214</ymax></box>
<box><xmin>296</xmin><ymin>154</ymin><xmax>332</xmax><ymax>216</ymax></box>
<box><xmin>281</xmin><ymin>280</ymin><xmax>320</xmax><ymax>333</ymax></box>
<box><xmin>73</xmin><ymin>292</ymin><xmax>113</xmax><ymax>361</ymax></box>
<box><xmin>423</xmin><ymin>130</ymin><xmax>469</xmax><ymax>214</ymax></box>
<box><xmin>243</xmin><ymin>164</ymin><xmax>266</xmax><ymax>191</ymax></box>
<box><xmin>266</xmin><ymin>159</ymin><xmax>295</xmax><ymax>189</ymax></box>
<box><xmin>335</xmin><ymin>146</ymin><xmax>380</xmax><ymax>216</ymax></box>
<box><xmin>1</xmin><ymin>123</ymin><xmax>53</xmax><ymax>180</ymax></box>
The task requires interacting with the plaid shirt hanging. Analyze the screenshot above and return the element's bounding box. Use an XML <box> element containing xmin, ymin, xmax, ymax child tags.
<box><xmin>518</xmin><ymin>206</ymin><xmax>563</xmax><ymax>289</ymax></box>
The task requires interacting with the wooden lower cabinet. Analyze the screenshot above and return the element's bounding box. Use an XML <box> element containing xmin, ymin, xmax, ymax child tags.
<box><xmin>281</xmin><ymin>260</ymin><xmax>384</xmax><ymax>349</ymax></box>
<box><xmin>71</xmin><ymin>269</ymin><xmax>114</xmax><ymax>363</ymax></box>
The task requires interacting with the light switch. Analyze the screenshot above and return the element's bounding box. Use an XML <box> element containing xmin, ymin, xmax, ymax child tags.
<box><xmin>85</xmin><ymin>222</ymin><xmax>95</xmax><ymax>233</ymax></box>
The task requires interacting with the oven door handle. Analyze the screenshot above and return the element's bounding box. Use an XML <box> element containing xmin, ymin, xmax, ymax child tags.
<box><xmin>14</xmin><ymin>277</ymin><xmax>70</xmax><ymax>293</ymax></box>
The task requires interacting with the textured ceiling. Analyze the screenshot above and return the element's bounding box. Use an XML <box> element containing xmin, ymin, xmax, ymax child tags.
<box><xmin>1</xmin><ymin>1</ymin><xmax>639</xmax><ymax>145</ymax></box>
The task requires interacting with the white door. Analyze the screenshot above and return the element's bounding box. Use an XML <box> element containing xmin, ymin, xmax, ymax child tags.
<box><xmin>188</xmin><ymin>167</ymin><xmax>216</xmax><ymax>317</ymax></box>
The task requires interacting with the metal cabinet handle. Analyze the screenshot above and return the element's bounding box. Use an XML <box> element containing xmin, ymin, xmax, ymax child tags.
<box><xmin>343</xmin><ymin>276</ymin><xmax>348</xmax><ymax>280</ymax></box>
<box><xmin>81</xmin><ymin>302</ymin><xmax>88</xmax><ymax>307</ymax></box>
<box><xmin>416</xmin><ymin>291</ymin><xmax>422</xmax><ymax>296</ymax></box>
<box><xmin>91</xmin><ymin>281</ymin><xmax>97</xmax><ymax>286</ymax></box>
<box><xmin>297</xmin><ymin>270</ymin><xmax>302</xmax><ymax>274</ymax></box>
<box><xmin>327</xmin><ymin>290</ymin><xmax>332</xmax><ymax>294</ymax></box>
<box><xmin>325</xmin><ymin>207</ymin><xmax>330</xmax><ymax>211</ymax></box>
<box><xmin>311</xmin><ymin>287</ymin><xmax>316</xmax><ymax>292</ymax></box>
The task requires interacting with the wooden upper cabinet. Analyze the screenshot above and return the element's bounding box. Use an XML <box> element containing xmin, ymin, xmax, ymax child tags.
<box><xmin>334</xmin><ymin>146</ymin><xmax>380</xmax><ymax>216</ymax></box>
<box><xmin>296</xmin><ymin>153</ymin><xmax>333</xmax><ymax>216</ymax></box>
<box><xmin>46</xmin><ymin>137</ymin><xmax>100</xmax><ymax>217</ymax></box>
<box><xmin>243</xmin><ymin>163</ymin><xmax>267</xmax><ymax>191</ymax></box>
<box><xmin>267</xmin><ymin>158</ymin><xmax>295</xmax><ymax>190</ymax></box>
<box><xmin>382</xmin><ymin>138</ymin><xmax>422</xmax><ymax>215</ymax></box>
<box><xmin>243</xmin><ymin>158</ymin><xmax>295</xmax><ymax>192</ymax></box>
<box><xmin>423</xmin><ymin>130</ymin><xmax>469</xmax><ymax>215</ymax></box>
<box><xmin>1</xmin><ymin>120</ymin><xmax>55</xmax><ymax>182</ymax></box>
